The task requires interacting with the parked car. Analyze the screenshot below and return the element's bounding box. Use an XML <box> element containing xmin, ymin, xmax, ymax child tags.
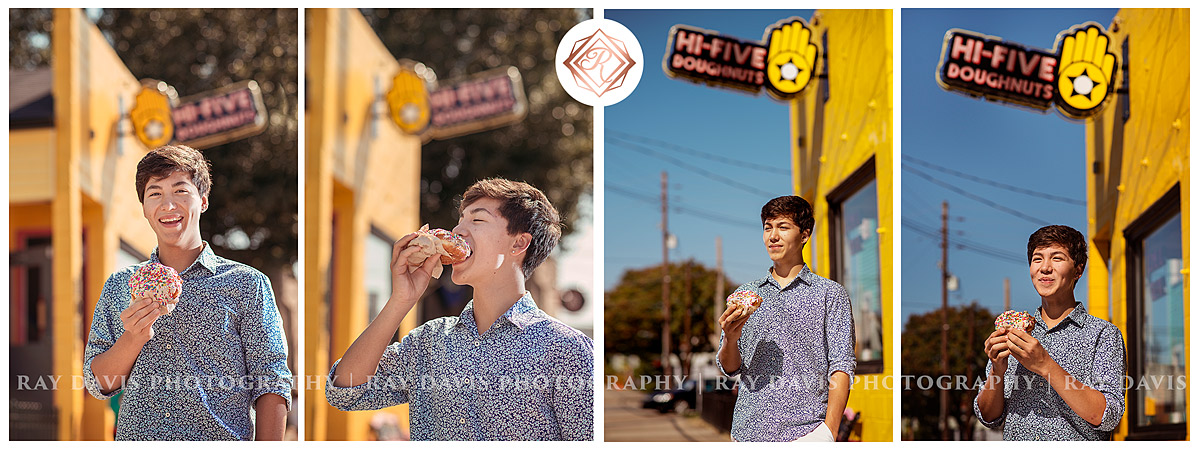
<box><xmin>641</xmin><ymin>378</ymin><xmax>699</xmax><ymax>414</ymax></box>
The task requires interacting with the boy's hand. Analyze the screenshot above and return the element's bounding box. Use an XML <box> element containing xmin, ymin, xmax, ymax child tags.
<box><xmin>1007</xmin><ymin>328</ymin><xmax>1053</xmax><ymax>378</ymax></box>
<box><xmin>119</xmin><ymin>297</ymin><xmax>162</xmax><ymax>345</ymax></box>
<box><xmin>984</xmin><ymin>329</ymin><xmax>1011</xmax><ymax>374</ymax></box>
<box><xmin>718</xmin><ymin>304</ymin><xmax>752</xmax><ymax>342</ymax></box>
<box><xmin>389</xmin><ymin>232</ymin><xmax>441</xmax><ymax>304</ymax></box>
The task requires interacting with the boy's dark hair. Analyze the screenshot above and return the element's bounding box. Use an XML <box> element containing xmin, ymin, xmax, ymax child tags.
<box><xmin>135</xmin><ymin>145</ymin><xmax>212</xmax><ymax>203</ymax></box>
<box><xmin>761</xmin><ymin>195</ymin><xmax>815</xmax><ymax>234</ymax></box>
<box><xmin>1027</xmin><ymin>225</ymin><xmax>1087</xmax><ymax>272</ymax></box>
<box><xmin>460</xmin><ymin>178</ymin><xmax>562</xmax><ymax>279</ymax></box>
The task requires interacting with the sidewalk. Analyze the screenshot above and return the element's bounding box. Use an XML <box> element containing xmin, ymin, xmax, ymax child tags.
<box><xmin>604</xmin><ymin>389</ymin><xmax>728</xmax><ymax>442</ymax></box>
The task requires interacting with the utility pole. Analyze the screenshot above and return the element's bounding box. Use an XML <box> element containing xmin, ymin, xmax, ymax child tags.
<box><xmin>682</xmin><ymin>261</ymin><xmax>693</xmax><ymax>378</ymax></box>
<box><xmin>1004</xmin><ymin>278</ymin><xmax>1011</xmax><ymax>311</ymax></box>
<box><xmin>940</xmin><ymin>201</ymin><xmax>950</xmax><ymax>440</ymax></box>
<box><xmin>661</xmin><ymin>171</ymin><xmax>672</xmax><ymax>380</ymax></box>
<box><xmin>715</xmin><ymin>236</ymin><xmax>724</xmax><ymax>327</ymax></box>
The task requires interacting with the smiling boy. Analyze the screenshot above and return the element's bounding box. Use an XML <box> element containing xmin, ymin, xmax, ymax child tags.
<box><xmin>326</xmin><ymin>178</ymin><xmax>593</xmax><ymax>441</ymax></box>
<box><xmin>717</xmin><ymin>195</ymin><xmax>855</xmax><ymax>442</ymax></box>
<box><xmin>974</xmin><ymin>225</ymin><xmax>1125</xmax><ymax>440</ymax></box>
<box><xmin>82</xmin><ymin>145</ymin><xmax>292</xmax><ymax>440</ymax></box>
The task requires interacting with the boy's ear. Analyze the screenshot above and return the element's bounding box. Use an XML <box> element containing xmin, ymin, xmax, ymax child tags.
<box><xmin>200</xmin><ymin>195</ymin><xmax>209</xmax><ymax>213</ymax></box>
<box><xmin>512</xmin><ymin>233</ymin><xmax>532</xmax><ymax>255</ymax></box>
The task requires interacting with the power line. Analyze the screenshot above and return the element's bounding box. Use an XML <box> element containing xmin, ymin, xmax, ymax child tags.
<box><xmin>902</xmin><ymin>155</ymin><xmax>1086</xmax><ymax>206</ymax></box>
<box><xmin>903</xmin><ymin>165</ymin><xmax>1051</xmax><ymax>225</ymax></box>
<box><xmin>608</xmin><ymin>130</ymin><xmax>792</xmax><ymax>175</ymax></box>
<box><xmin>903</xmin><ymin>218</ymin><xmax>1025</xmax><ymax>263</ymax></box>
<box><xmin>607</xmin><ymin>137</ymin><xmax>779</xmax><ymax>198</ymax></box>
<box><xmin>608</xmin><ymin>184</ymin><xmax>750</xmax><ymax>228</ymax></box>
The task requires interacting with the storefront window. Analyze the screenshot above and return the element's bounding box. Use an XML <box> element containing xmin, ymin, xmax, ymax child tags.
<box><xmin>829</xmin><ymin>162</ymin><xmax>883</xmax><ymax>372</ymax></box>
<box><xmin>365</xmin><ymin>227</ymin><xmax>393</xmax><ymax>325</ymax></box>
<box><xmin>1126</xmin><ymin>185</ymin><xmax>1186</xmax><ymax>438</ymax></box>
<box><xmin>1133</xmin><ymin>213</ymin><xmax>1185</xmax><ymax>427</ymax></box>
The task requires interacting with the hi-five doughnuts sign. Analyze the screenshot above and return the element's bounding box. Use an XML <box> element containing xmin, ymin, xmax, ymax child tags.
<box><xmin>130</xmin><ymin>79</ymin><xmax>268</xmax><ymax>150</ymax></box>
<box><xmin>664</xmin><ymin>17</ymin><xmax>820</xmax><ymax>101</ymax></box>
<box><xmin>936</xmin><ymin>22</ymin><xmax>1119</xmax><ymax>119</ymax></box>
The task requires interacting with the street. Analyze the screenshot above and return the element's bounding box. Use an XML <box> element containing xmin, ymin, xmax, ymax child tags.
<box><xmin>604</xmin><ymin>389</ymin><xmax>728</xmax><ymax>442</ymax></box>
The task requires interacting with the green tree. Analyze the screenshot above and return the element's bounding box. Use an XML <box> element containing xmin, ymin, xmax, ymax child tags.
<box><xmin>9</xmin><ymin>9</ymin><xmax>54</xmax><ymax>69</ymax></box>
<box><xmin>900</xmin><ymin>302</ymin><xmax>997</xmax><ymax>441</ymax></box>
<box><xmin>358</xmin><ymin>8</ymin><xmax>593</xmax><ymax>237</ymax></box>
<box><xmin>10</xmin><ymin>9</ymin><xmax>299</xmax><ymax>275</ymax></box>
<box><xmin>605</xmin><ymin>260</ymin><xmax>736</xmax><ymax>376</ymax></box>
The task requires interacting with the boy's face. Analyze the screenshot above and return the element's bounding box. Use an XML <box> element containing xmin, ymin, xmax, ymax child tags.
<box><xmin>142</xmin><ymin>170</ymin><xmax>207</xmax><ymax>250</ymax></box>
<box><xmin>450</xmin><ymin>197</ymin><xmax>529</xmax><ymax>286</ymax></box>
<box><xmin>1029</xmin><ymin>243</ymin><xmax>1081</xmax><ymax>298</ymax></box>
<box><xmin>763</xmin><ymin>215</ymin><xmax>809</xmax><ymax>263</ymax></box>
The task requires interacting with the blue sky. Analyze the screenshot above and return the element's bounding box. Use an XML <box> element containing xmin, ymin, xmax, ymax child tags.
<box><xmin>604</xmin><ymin>10</ymin><xmax>815</xmax><ymax>291</ymax></box>
<box><xmin>899</xmin><ymin>9</ymin><xmax>1118</xmax><ymax>328</ymax></box>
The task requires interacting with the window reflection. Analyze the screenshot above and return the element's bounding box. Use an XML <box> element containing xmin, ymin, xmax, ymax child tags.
<box><xmin>839</xmin><ymin>179</ymin><xmax>883</xmax><ymax>364</ymax></box>
<box><xmin>1136</xmin><ymin>213</ymin><xmax>1185</xmax><ymax>426</ymax></box>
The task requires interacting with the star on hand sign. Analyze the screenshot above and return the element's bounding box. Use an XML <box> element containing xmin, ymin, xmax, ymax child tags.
<box><xmin>1056</xmin><ymin>24</ymin><xmax>1116</xmax><ymax>115</ymax></box>
<box><xmin>765</xmin><ymin>19</ymin><xmax>819</xmax><ymax>98</ymax></box>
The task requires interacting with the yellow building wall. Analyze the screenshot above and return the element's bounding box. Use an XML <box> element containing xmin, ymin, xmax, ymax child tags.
<box><xmin>9</xmin><ymin>129</ymin><xmax>55</xmax><ymax>203</ymax></box>
<box><xmin>791</xmin><ymin>9</ymin><xmax>893</xmax><ymax>442</ymax></box>
<box><xmin>306</xmin><ymin>8</ymin><xmax>423</xmax><ymax>441</ymax></box>
<box><xmin>1085</xmin><ymin>8</ymin><xmax>1190</xmax><ymax>440</ymax></box>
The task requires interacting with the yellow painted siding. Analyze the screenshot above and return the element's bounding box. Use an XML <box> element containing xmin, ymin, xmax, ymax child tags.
<box><xmin>9</xmin><ymin>129</ymin><xmax>56</xmax><ymax>203</ymax></box>
<box><xmin>306</xmin><ymin>8</ymin><xmax>422</xmax><ymax>441</ymax></box>
<box><xmin>791</xmin><ymin>9</ymin><xmax>894</xmax><ymax>442</ymax></box>
<box><xmin>1086</xmin><ymin>8</ymin><xmax>1189</xmax><ymax>440</ymax></box>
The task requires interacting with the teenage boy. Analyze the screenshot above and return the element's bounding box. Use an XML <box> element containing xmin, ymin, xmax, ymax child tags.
<box><xmin>82</xmin><ymin>145</ymin><xmax>292</xmax><ymax>440</ymax></box>
<box><xmin>975</xmin><ymin>225</ymin><xmax>1125</xmax><ymax>440</ymax></box>
<box><xmin>717</xmin><ymin>195</ymin><xmax>855</xmax><ymax>442</ymax></box>
<box><xmin>326</xmin><ymin>178</ymin><xmax>593</xmax><ymax>441</ymax></box>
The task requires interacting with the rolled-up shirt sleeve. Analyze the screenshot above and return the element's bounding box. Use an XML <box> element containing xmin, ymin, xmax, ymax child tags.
<box><xmin>82</xmin><ymin>270</ymin><xmax>132</xmax><ymax>400</ymax></box>
<box><xmin>716</xmin><ymin>330</ymin><xmax>741</xmax><ymax>377</ymax></box>
<box><xmin>241</xmin><ymin>272</ymin><xmax>293</xmax><ymax>411</ymax></box>
<box><xmin>973</xmin><ymin>359</ymin><xmax>1007</xmax><ymax>429</ymax></box>
<box><xmin>325</xmin><ymin>333</ymin><xmax>416</xmax><ymax>411</ymax></box>
<box><xmin>1090</xmin><ymin>324</ymin><xmax>1126</xmax><ymax>431</ymax></box>
<box><xmin>825</xmin><ymin>284</ymin><xmax>856</xmax><ymax>383</ymax></box>
<box><xmin>550</xmin><ymin>332</ymin><xmax>594</xmax><ymax>440</ymax></box>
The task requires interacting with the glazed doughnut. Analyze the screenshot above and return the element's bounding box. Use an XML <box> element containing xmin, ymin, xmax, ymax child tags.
<box><xmin>405</xmin><ymin>224</ymin><xmax>472</xmax><ymax>279</ymax></box>
<box><xmin>726</xmin><ymin>290</ymin><xmax>763</xmax><ymax>319</ymax></box>
<box><xmin>129</xmin><ymin>262</ymin><xmax>183</xmax><ymax>315</ymax></box>
<box><xmin>994</xmin><ymin>310</ymin><xmax>1035</xmax><ymax>333</ymax></box>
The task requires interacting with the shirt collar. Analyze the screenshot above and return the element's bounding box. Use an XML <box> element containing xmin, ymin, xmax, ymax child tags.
<box><xmin>758</xmin><ymin>264</ymin><xmax>816</xmax><ymax>290</ymax></box>
<box><xmin>1035</xmin><ymin>301</ymin><xmax>1088</xmax><ymax>331</ymax></box>
<box><xmin>457</xmin><ymin>292</ymin><xmax>544</xmax><ymax>332</ymax></box>
<box><xmin>149</xmin><ymin>241</ymin><xmax>218</xmax><ymax>276</ymax></box>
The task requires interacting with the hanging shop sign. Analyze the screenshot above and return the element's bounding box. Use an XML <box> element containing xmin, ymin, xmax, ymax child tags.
<box><xmin>936</xmin><ymin>22</ymin><xmax>1118</xmax><ymax>120</ymax></box>
<box><xmin>388</xmin><ymin>63</ymin><xmax>527</xmax><ymax>141</ymax></box>
<box><xmin>130</xmin><ymin>79</ymin><xmax>268</xmax><ymax>149</ymax></box>
<box><xmin>429</xmin><ymin>66</ymin><xmax>527</xmax><ymax>140</ymax></box>
<box><xmin>664</xmin><ymin>17</ymin><xmax>819</xmax><ymax>101</ymax></box>
<box><xmin>387</xmin><ymin>60</ymin><xmax>435</xmax><ymax>136</ymax></box>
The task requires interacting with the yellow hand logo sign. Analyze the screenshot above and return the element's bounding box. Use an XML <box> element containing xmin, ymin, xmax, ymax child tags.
<box><xmin>1055</xmin><ymin>24</ymin><xmax>1116</xmax><ymax>117</ymax></box>
<box><xmin>388</xmin><ymin>67</ymin><xmax>431</xmax><ymax>136</ymax></box>
<box><xmin>765</xmin><ymin>19</ymin><xmax>819</xmax><ymax>99</ymax></box>
<box><xmin>131</xmin><ymin>83</ymin><xmax>175</xmax><ymax>149</ymax></box>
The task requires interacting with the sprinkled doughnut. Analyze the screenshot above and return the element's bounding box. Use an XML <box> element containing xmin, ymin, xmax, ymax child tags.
<box><xmin>431</xmin><ymin>228</ymin><xmax>471</xmax><ymax>265</ymax></box>
<box><xmin>994</xmin><ymin>310</ymin><xmax>1035</xmax><ymax>333</ymax></box>
<box><xmin>726</xmin><ymin>290</ymin><xmax>763</xmax><ymax>319</ymax></box>
<box><xmin>129</xmin><ymin>262</ymin><xmax>183</xmax><ymax>314</ymax></box>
